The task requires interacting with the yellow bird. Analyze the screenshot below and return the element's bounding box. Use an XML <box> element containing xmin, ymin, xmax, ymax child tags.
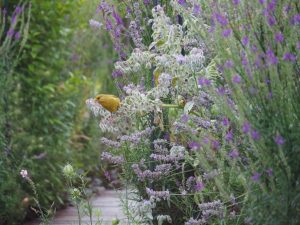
<box><xmin>95</xmin><ymin>94</ymin><xmax>121</xmax><ymax>113</ymax></box>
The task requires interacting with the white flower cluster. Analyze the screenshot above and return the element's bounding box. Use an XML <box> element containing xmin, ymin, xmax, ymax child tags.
<box><xmin>115</xmin><ymin>49</ymin><xmax>154</xmax><ymax>74</ymax></box>
<box><xmin>150</xmin><ymin>5</ymin><xmax>183</xmax><ymax>54</ymax></box>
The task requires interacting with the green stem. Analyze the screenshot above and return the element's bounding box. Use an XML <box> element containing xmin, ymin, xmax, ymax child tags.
<box><xmin>161</xmin><ymin>103</ymin><xmax>181</xmax><ymax>108</ymax></box>
<box><xmin>76</xmin><ymin>203</ymin><xmax>82</xmax><ymax>225</ymax></box>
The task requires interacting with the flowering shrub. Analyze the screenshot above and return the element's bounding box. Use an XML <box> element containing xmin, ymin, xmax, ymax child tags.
<box><xmin>88</xmin><ymin>0</ymin><xmax>299</xmax><ymax>224</ymax></box>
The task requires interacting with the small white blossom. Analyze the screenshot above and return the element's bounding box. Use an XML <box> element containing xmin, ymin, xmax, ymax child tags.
<box><xmin>20</xmin><ymin>169</ymin><xmax>28</xmax><ymax>178</ymax></box>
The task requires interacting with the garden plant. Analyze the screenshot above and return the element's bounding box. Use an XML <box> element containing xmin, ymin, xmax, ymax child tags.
<box><xmin>0</xmin><ymin>0</ymin><xmax>299</xmax><ymax>224</ymax></box>
<box><xmin>87</xmin><ymin>0</ymin><xmax>300</xmax><ymax>224</ymax></box>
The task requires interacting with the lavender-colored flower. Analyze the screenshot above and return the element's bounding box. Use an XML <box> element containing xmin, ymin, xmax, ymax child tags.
<box><xmin>259</xmin><ymin>0</ymin><xmax>265</xmax><ymax>5</ymax></box>
<box><xmin>232</xmin><ymin>74</ymin><xmax>241</xmax><ymax>84</ymax></box>
<box><xmin>216</xmin><ymin>87</ymin><xmax>226</xmax><ymax>96</ymax></box>
<box><xmin>283</xmin><ymin>53</ymin><xmax>297</xmax><ymax>61</ymax></box>
<box><xmin>105</xmin><ymin>18</ymin><xmax>113</xmax><ymax>30</ymax></box>
<box><xmin>178</xmin><ymin>0</ymin><xmax>187</xmax><ymax>6</ymax></box>
<box><xmin>104</xmin><ymin>171</ymin><xmax>111</xmax><ymax>181</ymax></box>
<box><xmin>194</xmin><ymin>181</ymin><xmax>205</xmax><ymax>191</ymax></box>
<box><xmin>181</xmin><ymin>114</ymin><xmax>189</xmax><ymax>123</ymax></box>
<box><xmin>242</xmin><ymin>36</ymin><xmax>249</xmax><ymax>46</ymax></box>
<box><xmin>222</xmin><ymin>28</ymin><xmax>232</xmax><ymax>38</ymax></box>
<box><xmin>274</xmin><ymin>134</ymin><xmax>285</xmax><ymax>145</ymax></box>
<box><xmin>225</xmin><ymin>130</ymin><xmax>233</xmax><ymax>142</ymax></box>
<box><xmin>112</xmin><ymin>69</ymin><xmax>123</xmax><ymax>78</ymax></box>
<box><xmin>215</xmin><ymin>13</ymin><xmax>228</xmax><ymax>26</ymax></box>
<box><xmin>15</xmin><ymin>31</ymin><xmax>21</xmax><ymax>40</ymax></box>
<box><xmin>274</xmin><ymin>32</ymin><xmax>284</xmax><ymax>43</ymax></box>
<box><xmin>251</xmin><ymin>130</ymin><xmax>260</xmax><ymax>140</ymax></box>
<box><xmin>7</xmin><ymin>28</ymin><xmax>14</xmax><ymax>38</ymax></box>
<box><xmin>144</xmin><ymin>0</ymin><xmax>151</xmax><ymax>4</ymax></box>
<box><xmin>189</xmin><ymin>141</ymin><xmax>201</xmax><ymax>151</ymax></box>
<box><xmin>267</xmin><ymin>15</ymin><xmax>276</xmax><ymax>26</ymax></box>
<box><xmin>290</xmin><ymin>14</ymin><xmax>300</xmax><ymax>25</ymax></box>
<box><xmin>193</xmin><ymin>4</ymin><xmax>201</xmax><ymax>15</ymax></box>
<box><xmin>267</xmin><ymin>0</ymin><xmax>277</xmax><ymax>12</ymax></box>
<box><xmin>202</xmin><ymin>137</ymin><xmax>210</xmax><ymax>144</ymax></box>
<box><xmin>126</xmin><ymin>6</ymin><xmax>132</xmax><ymax>15</ymax></box>
<box><xmin>251</xmin><ymin>44</ymin><xmax>258</xmax><ymax>52</ymax></box>
<box><xmin>101</xmin><ymin>137</ymin><xmax>121</xmax><ymax>148</ymax></box>
<box><xmin>146</xmin><ymin>188</ymin><xmax>170</xmax><ymax>201</ymax></box>
<box><xmin>266</xmin><ymin>168</ymin><xmax>273</xmax><ymax>176</ymax></box>
<box><xmin>185</xmin><ymin>218</ymin><xmax>206</xmax><ymax>225</ymax></box>
<box><xmin>222</xmin><ymin>117</ymin><xmax>230</xmax><ymax>126</ymax></box>
<box><xmin>101</xmin><ymin>152</ymin><xmax>125</xmax><ymax>164</ymax></box>
<box><xmin>242</xmin><ymin>121</ymin><xmax>251</xmax><ymax>133</ymax></box>
<box><xmin>228</xmin><ymin>149</ymin><xmax>239</xmax><ymax>159</ymax></box>
<box><xmin>112</xmin><ymin>8</ymin><xmax>123</xmax><ymax>25</ymax></box>
<box><xmin>163</xmin><ymin>133</ymin><xmax>170</xmax><ymax>141</ymax></box>
<box><xmin>266</xmin><ymin>49</ymin><xmax>278</xmax><ymax>65</ymax></box>
<box><xmin>224</xmin><ymin>60</ymin><xmax>234</xmax><ymax>69</ymax></box>
<box><xmin>251</xmin><ymin>172</ymin><xmax>261</xmax><ymax>182</ymax></box>
<box><xmin>198</xmin><ymin>77</ymin><xmax>211</xmax><ymax>86</ymax></box>
<box><xmin>211</xmin><ymin>140</ymin><xmax>220</xmax><ymax>150</ymax></box>
<box><xmin>232</xmin><ymin>0</ymin><xmax>240</xmax><ymax>5</ymax></box>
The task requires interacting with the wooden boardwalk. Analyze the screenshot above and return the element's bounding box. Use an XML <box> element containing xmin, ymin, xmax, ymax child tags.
<box><xmin>25</xmin><ymin>190</ymin><xmax>127</xmax><ymax>225</ymax></box>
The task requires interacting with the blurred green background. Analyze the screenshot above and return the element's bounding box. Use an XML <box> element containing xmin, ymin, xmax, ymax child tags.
<box><xmin>0</xmin><ymin>1</ymin><xmax>116</xmax><ymax>224</ymax></box>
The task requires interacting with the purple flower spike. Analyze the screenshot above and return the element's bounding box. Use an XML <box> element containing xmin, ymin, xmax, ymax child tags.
<box><xmin>222</xmin><ymin>117</ymin><xmax>230</xmax><ymax>126</ymax></box>
<box><xmin>211</xmin><ymin>140</ymin><xmax>220</xmax><ymax>150</ymax></box>
<box><xmin>291</xmin><ymin>14</ymin><xmax>300</xmax><ymax>25</ymax></box>
<box><xmin>193</xmin><ymin>4</ymin><xmax>201</xmax><ymax>15</ymax></box>
<box><xmin>164</xmin><ymin>133</ymin><xmax>170</xmax><ymax>141</ymax></box>
<box><xmin>251</xmin><ymin>172</ymin><xmax>261</xmax><ymax>182</ymax></box>
<box><xmin>7</xmin><ymin>28</ymin><xmax>14</xmax><ymax>38</ymax></box>
<box><xmin>222</xmin><ymin>29</ymin><xmax>232</xmax><ymax>38</ymax></box>
<box><xmin>266</xmin><ymin>168</ymin><xmax>273</xmax><ymax>177</ymax></box>
<box><xmin>194</xmin><ymin>181</ymin><xmax>205</xmax><ymax>191</ymax></box>
<box><xmin>181</xmin><ymin>114</ymin><xmax>189</xmax><ymax>123</ymax></box>
<box><xmin>198</xmin><ymin>77</ymin><xmax>211</xmax><ymax>86</ymax></box>
<box><xmin>274</xmin><ymin>32</ymin><xmax>284</xmax><ymax>43</ymax></box>
<box><xmin>225</xmin><ymin>130</ymin><xmax>233</xmax><ymax>142</ymax></box>
<box><xmin>251</xmin><ymin>130</ymin><xmax>260</xmax><ymax>140</ymax></box>
<box><xmin>215</xmin><ymin>13</ymin><xmax>228</xmax><ymax>26</ymax></box>
<box><xmin>283</xmin><ymin>53</ymin><xmax>297</xmax><ymax>61</ymax></box>
<box><xmin>189</xmin><ymin>141</ymin><xmax>201</xmax><ymax>151</ymax></box>
<box><xmin>224</xmin><ymin>60</ymin><xmax>234</xmax><ymax>68</ymax></box>
<box><xmin>269</xmin><ymin>17</ymin><xmax>276</xmax><ymax>26</ymax></box>
<box><xmin>267</xmin><ymin>0</ymin><xmax>277</xmax><ymax>12</ymax></box>
<box><xmin>112</xmin><ymin>69</ymin><xmax>123</xmax><ymax>78</ymax></box>
<box><xmin>15</xmin><ymin>31</ymin><xmax>21</xmax><ymax>40</ymax></box>
<box><xmin>232</xmin><ymin>74</ymin><xmax>241</xmax><ymax>84</ymax></box>
<box><xmin>178</xmin><ymin>0</ymin><xmax>187</xmax><ymax>6</ymax></box>
<box><xmin>266</xmin><ymin>49</ymin><xmax>278</xmax><ymax>65</ymax></box>
<box><xmin>232</xmin><ymin>0</ymin><xmax>240</xmax><ymax>5</ymax></box>
<box><xmin>242</xmin><ymin>122</ymin><xmax>251</xmax><ymax>133</ymax></box>
<box><xmin>274</xmin><ymin>134</ymin><xmax>285</xmax><ymax>145</ymax></box>
<box><xmin>228</xmin><ymin>149</ymin><xmax>239</xmax><ymax>159</ymax></box>
<box><xmin>242</xmin><ymin>36</ymin><xmax>249</xmax><ymax>46</ymax></box>
<box><xmin>112</xmin><ymin>10</ymin><xmax>123</xmax><ymax>25</ymax></box>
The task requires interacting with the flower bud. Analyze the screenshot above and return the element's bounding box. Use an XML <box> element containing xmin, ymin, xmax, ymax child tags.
<box><xmin>63</xmin><ymin>164</ymin><xmax>75</xmax><ymax>178</ymax></box>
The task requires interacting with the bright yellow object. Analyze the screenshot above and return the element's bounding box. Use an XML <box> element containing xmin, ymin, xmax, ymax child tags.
<box><xmin>95</xmin><ymin>94</ymin><xmax>120</xmax><ymax>113</ymax></box>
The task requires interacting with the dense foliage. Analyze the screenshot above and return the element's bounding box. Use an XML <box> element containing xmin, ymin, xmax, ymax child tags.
<box><xmin>88</xmin><ymin>0</ymin><xmax>300</xmax><ymax>224</ymax></box>
<box><xmin>0</xmin><ymin>1</ymin><xmax>115</xmax><ymax>224</ymax></box>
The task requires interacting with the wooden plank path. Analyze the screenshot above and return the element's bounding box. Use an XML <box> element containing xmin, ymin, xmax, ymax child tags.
<box><xmin>25</xmin><ymin>190</ymin><xmax>127</xmax><ymax>225</ymax></box>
